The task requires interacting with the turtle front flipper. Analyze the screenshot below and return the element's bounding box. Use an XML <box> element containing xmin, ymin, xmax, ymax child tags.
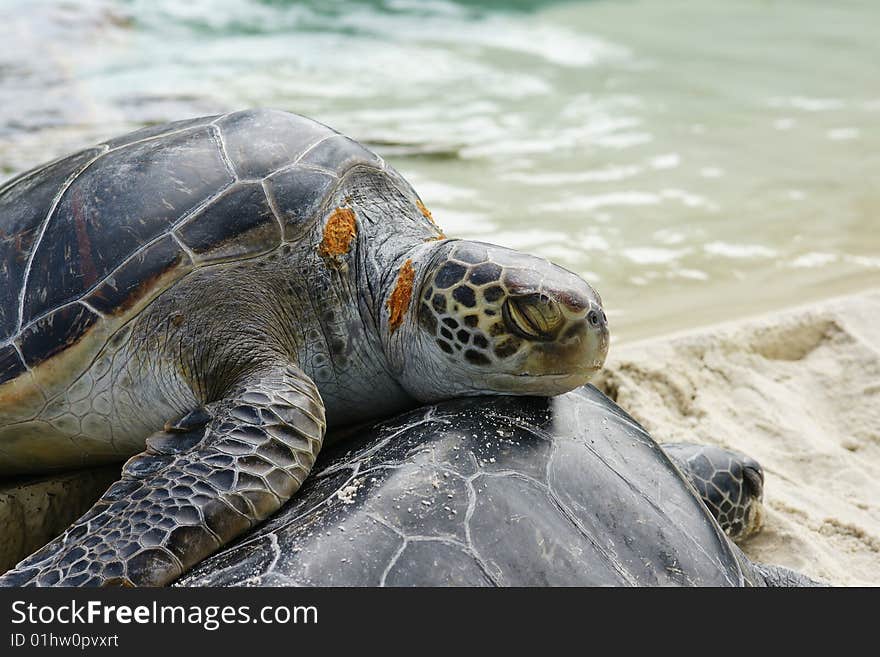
<box><xmin>751</xmin><ymin>561</ymin><xmax>827</xmax><ymax>587</ymax></box>
<box><xmin>663</xmin><ymin>443</ymin><xmax>765</xmax><ymax>543</ymax></box>
<box><xmin>0</xmin><ymin>364</ymin><xmax>324</xmax><ymax>587</ymax></box>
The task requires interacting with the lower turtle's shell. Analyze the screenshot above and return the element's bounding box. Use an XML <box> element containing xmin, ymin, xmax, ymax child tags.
<box><xmin>177</xmin><ymin>385</ymin><xmax>762</xmax><ymax>587</ymax></box>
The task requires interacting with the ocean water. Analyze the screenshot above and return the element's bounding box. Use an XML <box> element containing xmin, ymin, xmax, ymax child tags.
<box><xmin>1</xmin><ymin>0</ymin><xmax>878</xmax><ymax>341</ymax></box>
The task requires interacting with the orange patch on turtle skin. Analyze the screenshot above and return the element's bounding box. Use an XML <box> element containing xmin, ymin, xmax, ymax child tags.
<box><xmin>318</xmin><ymin>208</ymin><xmax>357</xmax><ymax>258</ymax></box>
<box><xmin>416</xmin><ymin>199</ymin><xmax>433</xmax><ymax>221</ymax></box>
<box><xmin>416</xmin><ymin>200</ymin><xmax>445</xmax><ymax>239</ymax></box>
<box><xmin>386</xmin><ymin>259</ymin><xmax>416</xmax><ymax>333</ymax></box>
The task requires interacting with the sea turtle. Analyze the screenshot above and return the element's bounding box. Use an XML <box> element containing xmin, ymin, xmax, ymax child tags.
<box><xmin>663</xmin><ymin>442</ymin><xmax>765</xmax><ymax>543</ymax></box>
<box><xmin>0</xmin><ymin>109</ymin><xmax>609</xmax><ymax>586</ymax></box>
<box><xmin>177</xmin><ymin>385</ymin><xmax>818</xmax><ymax>587</ymax></box>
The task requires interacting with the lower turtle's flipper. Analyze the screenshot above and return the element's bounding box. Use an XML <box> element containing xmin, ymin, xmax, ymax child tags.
<box><xmin>0</xmin><ymin>364</ymin><xmax>324</xmax><ymax>587</ymax></box>
<box><xmin>664</xmin><ymin>443</ymin><xmax>765</xmax><ymax>543</ymax></box>
<box><xmin>752</xmin><ymin>562</ymin><xmax>827</xmax><ymax>587</ymax></box>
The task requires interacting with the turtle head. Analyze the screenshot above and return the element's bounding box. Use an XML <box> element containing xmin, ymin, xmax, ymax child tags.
<box><xmin>382</xmin><ymin>240</ymin><xmax>609</xmax><ymax>402</ymax></box>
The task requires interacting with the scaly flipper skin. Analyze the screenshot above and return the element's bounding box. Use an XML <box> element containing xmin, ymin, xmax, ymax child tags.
<box><xmin>753</xmin><ymin>562</ymin><xmax>826</xmax><ymax>587</ymax></box>
<box><xmin>664</xmin><ymin>442</ymin><xmax>764</xmax><ymax>543</ymax></box>
<box><xmin>0</xmin><ymin>364</ymin><xmax>324</xmax><ymax>587</ymax></box>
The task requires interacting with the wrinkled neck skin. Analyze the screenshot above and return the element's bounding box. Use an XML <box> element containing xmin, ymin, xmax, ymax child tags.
<box><xmin>357</xmin><ymin>213</ymin><xmax>492</xmax><ymax>403</ymax></box>
<box><xmin>316</xmin><ymin>165</ymin><xmax>444</xmax><ymax>426</ymax></box>
<box><xmin>378</xmin><ymin>248</ymin><xmax>482</xmax><ymax>404</ymax></box>
<box><xmin>375</xmin><ymin>240</ymin><xmax>448</xmax><ymax>385</ymax></box>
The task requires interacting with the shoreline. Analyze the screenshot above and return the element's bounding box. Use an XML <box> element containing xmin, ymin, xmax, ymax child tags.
<box><xmin>595</xmin><ymin>288</ymin><xmax>880</xmax><ymax>585</ymax></box>
<box><xmin>610</xmin><ymin>278</ymin><xmax>880</xmax><ymax>347</ymax></box>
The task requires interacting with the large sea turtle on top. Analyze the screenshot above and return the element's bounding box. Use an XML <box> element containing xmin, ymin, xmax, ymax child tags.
<box><xmin>177</xmin><ymin>386</ymin><xmax>817</xmax><ymax>587</ymax></box>
<box><xmin>0</xmin><ymin>109</ymin><xmax>609</xmax><ymax>586</ymax></box>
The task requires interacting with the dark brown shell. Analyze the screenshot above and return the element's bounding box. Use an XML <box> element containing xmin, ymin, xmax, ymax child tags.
<box><xmin>0</xmin><ymin>109</ymin><xmax>384</xmax><ymax>385</ymax></box>
<box><xmin>177</xmin><ymin>386</ymin><xmax>760</xmax><ymax>587</ymax></box>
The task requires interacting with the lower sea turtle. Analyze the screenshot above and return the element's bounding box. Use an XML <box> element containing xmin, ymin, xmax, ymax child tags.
<box><xmin>0</xmin><ymin>109</ymin><xmax>609</xmax><ymax>586</ymax></box>
<box><xmin>177</xmin><ymin>385</ymin><xmax>818</xmax><ymax>587</ymax></box>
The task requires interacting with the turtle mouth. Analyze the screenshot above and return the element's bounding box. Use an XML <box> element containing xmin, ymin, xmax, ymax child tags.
<box><xmin>513</xmin><ymin>359</ymin><xmax>605</xmax><ymax>377</ymax></box>
<box><xmin>482</xmin><ymin>370</ymin><xmax>597</xmax><ymax>397</ymax></box>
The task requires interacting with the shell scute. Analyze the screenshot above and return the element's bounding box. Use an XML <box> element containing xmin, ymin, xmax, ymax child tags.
<box><xmin>85</xmin><ymin>235</ymin><xmax>192</xmax><ymax>317</ymax></box>
<box><xmin>175</xmin><ymin>181</ymin><xmax>281</xmax><ymax>264</ymax></box>
<box><xmin>101</xmin><ymin>115</ymin><xmax>220</xmax><ymax>150</ymax></box>
<box><xmin>299</xmin><ymin>134</ymin><xmax>382</xmax><ymax>172</ymax></box>
<box><xmin>0</xmin><ymin>345</ymin><xmax>26</xmax><ymax>386</ymax></box>
<box><xmin>16</xmin><ymin>303</ymin><xmax>100</xmax><ymax>369</ymax></box>
<box><xmin>214</xmin><ymin>109</ymin><xmax>336</xmax><ymax>180</ymax></box>
<box><xmin>22</xmin><ymin>126</ymin><xmax>234</xmax><ymax>325</ymax></box>
<box><xmin>264</xmin><ymin>167</ymin><xmax>336</xmax><ymax>242</ymax></box>
<box><xmin>0</xmin><ymin>147</ymin><xmax>105</xmax><ymax>342</ymax></box>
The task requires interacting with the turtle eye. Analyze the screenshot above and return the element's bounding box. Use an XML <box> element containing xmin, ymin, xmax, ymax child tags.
<box><xmin>502</xmin><ymin>294</ymin><xmax>563</xmax><ymax>341</ymax></box>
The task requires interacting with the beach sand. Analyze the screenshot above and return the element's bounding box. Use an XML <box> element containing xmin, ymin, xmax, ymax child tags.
<box><xmin>595</xmin><ymin>288</ymin><xmax>880</xmax><ymax>586</ymax></box>
<box><xmin>1</xmin><ymin>290</ymin><xmax>878</xmax><ymax>584</ymax></box>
